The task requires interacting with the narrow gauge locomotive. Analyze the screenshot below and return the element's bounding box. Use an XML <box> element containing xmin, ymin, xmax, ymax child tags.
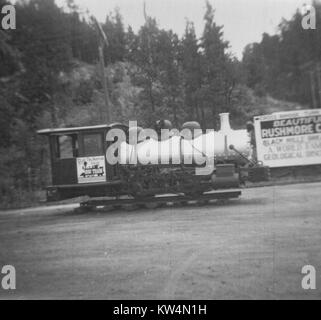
<box><xmin>37</xmin><ymin>113</ymin><xmax>270</xmax><ymax>202</ymax></box>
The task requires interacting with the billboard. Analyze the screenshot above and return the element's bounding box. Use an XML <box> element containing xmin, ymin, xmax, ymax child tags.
<box><xmin>76</xmin><ymin>156</ymin><xmax>106</xmax><ymax>183</ymax></box>
<box><xmin>254</xmin><ymin>109</ymin><xmax>321</xmax><ymax>168</ymax></box>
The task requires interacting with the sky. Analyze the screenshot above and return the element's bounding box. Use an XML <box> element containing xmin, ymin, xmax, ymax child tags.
<box><xmin>56</xmin><ymin>0</ymin><xmax>308</xmax><ymax>59</ymax></box>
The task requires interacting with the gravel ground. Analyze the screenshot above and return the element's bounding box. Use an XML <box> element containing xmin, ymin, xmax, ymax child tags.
<box><xmin>0</xmin><ymin>182</ymin><xmax>321</xmax><ymax>299</ymax></box>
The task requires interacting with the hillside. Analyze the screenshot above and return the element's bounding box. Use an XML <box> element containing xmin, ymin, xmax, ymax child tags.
<box><xmin>52</xmin><ymin>61</ymin><xmax>306</xmax><ymax>131</ymax></box>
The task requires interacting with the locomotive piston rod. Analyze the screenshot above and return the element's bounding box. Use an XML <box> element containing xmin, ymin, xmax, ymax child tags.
<box><xmin>229</xmin><ymin>144</ymin><xmax>257</xmax><ymax>167</ymax></box>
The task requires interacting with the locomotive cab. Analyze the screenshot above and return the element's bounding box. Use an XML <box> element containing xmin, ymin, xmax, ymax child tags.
<box><xmin>38</xmin><ymin>123</ymin><xmax>128</xmax><ymax>201</ymax></box>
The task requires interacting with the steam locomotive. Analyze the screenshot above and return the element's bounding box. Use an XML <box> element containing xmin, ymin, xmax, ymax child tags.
<box><xmin>37</xmin><ymin>113</ymin><xmax>270</xmax><ymax>202</ymax></box>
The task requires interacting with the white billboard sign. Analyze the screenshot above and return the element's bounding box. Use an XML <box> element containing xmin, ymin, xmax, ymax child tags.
<box><xmin>254</xmin><ymin>109</ymin><xmax>321</xmax><ymax>168</ymax></box>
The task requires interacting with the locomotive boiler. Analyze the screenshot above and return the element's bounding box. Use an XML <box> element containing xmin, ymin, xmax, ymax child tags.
<box><xmin>37</xmin><ymin>113</ymin><xmax>269</xmax><ymax>202</ymax></box>
<box><xmin>119</xmin><ymin>113</ymin><xmax>251</xmax><ymax>165</ymax></box>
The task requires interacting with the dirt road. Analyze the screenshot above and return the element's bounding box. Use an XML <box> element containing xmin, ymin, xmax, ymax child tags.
<box><xmin>1</xmin><ymin>182</ymin><xmax>321</xmax><ymax>299</ymax></box>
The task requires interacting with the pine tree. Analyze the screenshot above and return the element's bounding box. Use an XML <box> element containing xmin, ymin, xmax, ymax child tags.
<box><xmin>200</xmin><ymin>1</ymin><xmax>231</xmax><ymax>127</ymax></box>
<box><xmin>129</xmin><ymin>16</ymin><xmax>161</xmax><ymax>124</ymax></box>
<box><xmin>180</xmin><ymin>21</ymin><xmax>203</xmax><ymax>122</ymax></box>
<box><xmin>242</xmin><ymin>1</ymin><xmax>321</xmax><ymax>107</ymax></box>
<box><xmin>12</xmin><ymin>0</ymin><xmax>73</xmax><ymax>124</ymax></box>
<box><xmin>103</xmin><ymin>9</ymin><xmax>126</xmax><ymax>64</ymax></box>
<box><xmin>156</xmin><ymin>30</ymin><xmax>184</xmax><ymax>126</ymax></box>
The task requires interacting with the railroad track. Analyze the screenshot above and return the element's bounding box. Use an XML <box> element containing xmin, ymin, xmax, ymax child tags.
<box><xmin>76</xmin><ymin>189</ymin><xmax>242</xmax><ymax>212</ymax></box>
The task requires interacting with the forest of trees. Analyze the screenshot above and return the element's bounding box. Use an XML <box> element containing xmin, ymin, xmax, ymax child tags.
<box><xmin>243</xmin><ymin>0</ymin><xmax>321</xmax><ymax>105</ymax></box>
<box><xmin>1</xmin><ymin>0</ymin><xmax>321</xmax><ymax>207</ymax></box>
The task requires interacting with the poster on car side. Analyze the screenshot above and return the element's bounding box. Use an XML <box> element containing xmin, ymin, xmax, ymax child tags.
<box><xmin>76</xmin><ymin>156</ymin><xmax>106</xmax><ymax>183</ymax></box>
<box><xmin>254</xmin><ymin>109</ymin><xmax>321</xmax><ymax>168</ymax></box>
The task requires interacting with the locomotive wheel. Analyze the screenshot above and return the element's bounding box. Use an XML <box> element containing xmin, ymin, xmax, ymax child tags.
<box><xmin>129</xmin><ymin>182</ymin><xmax>153</xmax><ymax>198</ymax></box>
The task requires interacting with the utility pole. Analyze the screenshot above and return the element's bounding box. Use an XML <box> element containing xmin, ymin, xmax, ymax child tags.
<box><xmin>309</xmin><ymin>70</ymin><xmax>318</xmax><ymax>109</ymax></box>
<box><xmin>93</xmin><ymin>17</ymin><xmax>111</xmax><ymax>122</ymax></box>
<box><xmin>300</xmin><ymin>61</ymin><xmax>319</xmax><ymax>109</ymax></box>
<box><xmin>316</xmin><ymin>62</ymin><xmax>321</xmax><ymax>107</ymax></box>
<box><xmin>142</xmin><ymin>1</ymin><xmax>156</xmax><ymax>122</ymax></box>
<box><xmin>143</xmin><ymin>1</ymin><xmax>152</xmax><ymax>68</ymax></box>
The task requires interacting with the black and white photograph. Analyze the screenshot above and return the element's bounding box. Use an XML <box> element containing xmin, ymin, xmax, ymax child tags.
<box><xmin>0</xmin><ymin>0</ymin><xmax>321</xmax><ymax>303</ymax></box>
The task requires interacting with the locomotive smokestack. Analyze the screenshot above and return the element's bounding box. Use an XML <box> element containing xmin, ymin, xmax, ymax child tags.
<box><xmin>219</xmin><ymin>113</ymin><xmax>231</xmax><ymax>133</ymax></box>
